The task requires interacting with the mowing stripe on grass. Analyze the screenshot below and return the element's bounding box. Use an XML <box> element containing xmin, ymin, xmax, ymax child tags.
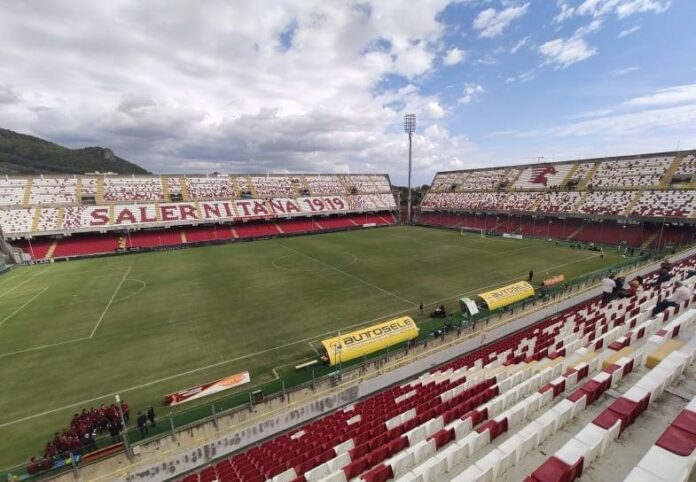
<box><xmin>89</xmin><ymin>265</ymin><xmax>132</xmax><ymax>338</ymax></box>
<box><xmin>276</xmin><ymin>242</ymin><xmax>418</xmax><ymax>307</ymax></box>
<box><xmin>0</xmin><ymin>251</ymin><xmax>604</xmax><ymax>429</ymax></box>
<box><xmin>0</xmin><ymin>287</ymin><xmax>49</xmax><ymax>328</ymax></box>
<box><xmin>0</xmin><ymin>267</ymin><xmax>51</xmax><ymax>299</ymax></box>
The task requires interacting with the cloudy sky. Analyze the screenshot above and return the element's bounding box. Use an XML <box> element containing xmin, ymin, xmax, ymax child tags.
<box><xmin>0</xmin><ymin>0</ymin><xmax>694</xmax><ymax>184</ymax></box>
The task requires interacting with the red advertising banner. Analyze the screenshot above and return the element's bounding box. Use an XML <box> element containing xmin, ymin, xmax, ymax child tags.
<box><xmin>164</xmin><ymin>371</ymin><xmax>251</xmax><ymax>406</ymax></box>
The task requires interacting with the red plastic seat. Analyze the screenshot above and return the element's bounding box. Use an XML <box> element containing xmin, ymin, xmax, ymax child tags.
<box><xmin>656</xmin><ymin>426</ymin><xmax>696</xmax><ymax>456</ymax></box>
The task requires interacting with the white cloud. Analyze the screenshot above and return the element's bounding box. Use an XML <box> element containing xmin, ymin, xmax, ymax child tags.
<box><xmin>539</xmin><ymin>36</ymin><xmax>597</xmax><ymax>68</ymax></box>
<box><xmin>609</xmin><ymin>66</ymin><xmax>639</xmax><ymax>77</ymax></box>
<box><xmin>559</xmin><ymin>0</ymin><xmax>670</xmax><ymax>20</ymax></box>
<box><xmin>443</xmin><ymin>47</ymin><xmax>468</xmax><ymax>66</ymax></box>
<box><xmin>553</xmin><ymin>3</ymin><xmax>576</xmax><ymax>23</ymax></box>
<box><xmin>505</xmin><ymin>68</ymin><xmax>538</xmax><ymax>83</ymax></box>
<box><xmin>509</xmin><ymin>36</ymin><xmax>529</xmax><ymax>54</ymax></box>
<box><xmin>546</xmin><ymin>104</ymin><xmax>696</xmax><ymax>137</ymax></box>
<box><xmin>616</xmin><ymin>0</ymin><xmax>671</xmax><ymax>18</ymax></box>
<box><xmin>0</xmin><ymin>0</ymin><xmax>472</xmax><ymax>184</ymax></box>
<box><xmin>617</xmin><ymin>26</ymin><xmax>640</xmax><ymax>38</ymax></box>
<box><xmin>626</xmin><ymin>84</ymin><xmax>696</xmax><ymax>107</ymax></box>
<box><xmin>473</xmin><ymin>3</ymin><xmax>530</xmax><ymax>38</ymax></box>
<box><xmin>458</xmin><ymin>83</ymin><xmax>484</xmax><ymax>104</ymax></box>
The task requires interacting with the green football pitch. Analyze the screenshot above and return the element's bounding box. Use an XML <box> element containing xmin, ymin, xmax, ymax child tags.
<box><xmin>0</xmin><ymin>226</ymin><xmax>623</xmax><ymax>470</ymax></box>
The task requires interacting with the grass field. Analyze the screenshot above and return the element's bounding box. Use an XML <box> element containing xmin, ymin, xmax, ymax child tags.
<box><xmin>0</xmin><ymin>226</ymin><xmax>623</xmax><ymax>470</ymax></box>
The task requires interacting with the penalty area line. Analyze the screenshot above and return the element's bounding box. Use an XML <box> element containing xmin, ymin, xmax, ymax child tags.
<box><xmin>89</xmin><ymin>265</ymin><xmax>132</xmax><ymax>338</ymax></box>
<box><xmin>0</xmin><ymin>287</ymin><xmax>49</xmax><ymax>328</ymax></box>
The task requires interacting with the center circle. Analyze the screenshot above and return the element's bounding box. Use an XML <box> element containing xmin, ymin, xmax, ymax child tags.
<box><xmin>272</xmin><ymin>252</ymin><xmax>358</xmax><ymax>272</ymax></box>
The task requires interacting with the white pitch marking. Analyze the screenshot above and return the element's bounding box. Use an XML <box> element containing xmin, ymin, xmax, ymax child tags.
<box><xmin>0</xmin><ymin>251</ymin><xmax>606</xmax><ymax>429</ymax></box>
<box><xmin>0</xmin><ymin>336</ymin><xmax>90</xmax><ymax>360</ymax></box>
<box><xmin>276</xmin><ymin>242</ymin><xmax>418</xmax><ymax>307</ymax></box>
<box><xmin>0</xmin><ymin>267</ymin><xmax>51</xmax><ymax>299</ymax></box>
<box><xmin>0</xmin><ymin>287</ymin><xmax>49</xmax><ymax>328</ymax></box>
<box><xmin>112</xmin><ymin>279</ymin><xmax>147</xmax><ymax>303</ymax></box>
<box><xmin>308</xmin><ymin>340</ymin><xmax>320</xmax><ymax>355</ymax></box>
<box><xmin>89</xmin><ymin>265</ymin><xmax>133</xmax><ymax>338</ymax></box>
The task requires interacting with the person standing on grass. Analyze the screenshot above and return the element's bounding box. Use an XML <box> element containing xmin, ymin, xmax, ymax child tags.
<box><xmin>528</xmin><ymin>270</ymin><xmax>534</xmax><ymax>283</ymax></box>
<box><xmin>137</xmin><ymin>412</ymin><xmax>149</xmax><ymax>438</ymax></box>
<box><xmin>601</xmin><ymin>275</ymin><xmax>616</xmax><ymax>305</ymax></box>
<box><xmin>147</xmin><ymin>405</ymin><xmax>156</xmax><ymax>428</ymax></box>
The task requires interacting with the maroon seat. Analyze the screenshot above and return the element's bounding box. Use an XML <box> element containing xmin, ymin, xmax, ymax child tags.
<box><xmin>361</xmin><ymin>464</ymin><xmax>393</xmax><ymax>482</ymax></box>
<box><xmin>592</xmin><ymin>410</ymin><xmax>622</xmax><ymax>432</ymax></box>
<box><xmin>529</xmin><ymin>455</ymin><xmax>583</xmax><ymax>482</ymax></box>
<box><xmin>656</xmin><ymin>426</ymin><xmax>696</xmax><ymax>456</ymax></box>
<box><xmin>671</xmin><ymin>409</ymin><xmax>696</xmax><ymax>436</ymax></box>
<box><xmin>343</xmin><ymin>457</ymin><xmax>367</xmax><ymax>479</ymax></box>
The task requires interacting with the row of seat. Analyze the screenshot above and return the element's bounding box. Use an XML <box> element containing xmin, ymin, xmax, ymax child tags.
<box><xmin>420</xmin><ymin>189</ymin><xmax>696</xmax><ymax>219</ymax></box>
<box><xmin>417</xmin><ymin>211</ymin><xmax>696</xmax><ymax>248</ymax></box>
<box><xmin>626</xmin><ymin>395</ymin><xmax>696</xmax><ymax>481</ymax></box>
<box><xmin>14</xmin><ymin>214</ymin><xmax>397</xmax><ymax>259</ymax></box>
<box><xmin>0</xmin><ymin>174</ymin><xmax>393</xmax><ymax>207</ymax></box>
<box><xmin>428</xmin><ymin>154</ymin><xmax>696</xmax><ymax>194</ymax></box>
<box><xmin>527</xmin><ymin>328</ymin><xmax>696</xmax><ymax>482</ymax></box>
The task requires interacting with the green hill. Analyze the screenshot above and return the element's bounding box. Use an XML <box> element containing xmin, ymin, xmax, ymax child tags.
<box><xmin>0</xmin><ymin>128</ymin><xmax>149</xmax><ymax>174</ymax></box>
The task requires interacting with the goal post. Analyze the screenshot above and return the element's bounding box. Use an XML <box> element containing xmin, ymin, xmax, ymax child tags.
<box><xmin>460</xmin><ymin>227</ymin><xmax>485</xmax><ymax>237</ymax></box>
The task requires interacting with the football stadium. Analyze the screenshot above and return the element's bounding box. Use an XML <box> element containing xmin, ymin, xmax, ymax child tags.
<box><xmin>0</xmin><ymin>152</ymin><xmax>695</xmax><ymax>482</ymax></box>
<box><xmin>2</xmin><ymin>2</ymin><xmax>696</xmax><ymax>482</ymax></box>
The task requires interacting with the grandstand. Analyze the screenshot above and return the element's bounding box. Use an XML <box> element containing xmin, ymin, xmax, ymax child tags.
<box><xmin>1</xmin><ymin>153</ymin><xmax>696</xmax><ymax>482</ymax></box>
<box><xmin>420</xmin><ymin>150</ymin><xmax>696</xmax><ymax>249</ymax></box>
<box><xmin>0</xmin><ymin>173</ymin><xmax>397</xmax><ymax>260</ymax></box>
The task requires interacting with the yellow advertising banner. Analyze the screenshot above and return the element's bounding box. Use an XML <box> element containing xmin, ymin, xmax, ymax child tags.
<box><xmin>477</xmin><ymin>281</ymin><xmax>535</xmax><ymax>310</ymax></box>
<box><xmin>320</xmin><ymin>316</ymin><xmax>419</xmax><ymax>366</ymax></box>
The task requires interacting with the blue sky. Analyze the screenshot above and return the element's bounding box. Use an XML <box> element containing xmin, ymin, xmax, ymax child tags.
<box><xmin>0</xmin><ymin>0</ymin><xmax>694</xmax><ymax>184</ymax></box>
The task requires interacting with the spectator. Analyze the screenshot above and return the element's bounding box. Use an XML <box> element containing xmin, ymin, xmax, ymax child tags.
<box><xmin>108</xmin><ymin>421</ymin><xmax>121</xmax><ymax>444</ymax></box>
<box><xmin>121</xmin><ymin>400</ymin><xmax>130</xmax><ymax>423</ymax></box>
<box><xmin>652</xmin><ymin>281</ymin><xmax>693</xmax><ymax>315</ymax></box>
<box><xmin>147</xmin><ymin>405</ymin><xmax>156</xmax><ymax>428</ymax></box>
<box><xmin>655</xmin><ymin>267</ymin><xmax>672</xmax><ymax>286</ymax></box>
<box><xmin>601</xmin><ymin>275</ymin><xmax>616</xmax><ymax>305</ymax></box>
<box><xmin>137</xmin><ymin>412</ymin><xmax>149</xmax><ymax>438</ymax></box>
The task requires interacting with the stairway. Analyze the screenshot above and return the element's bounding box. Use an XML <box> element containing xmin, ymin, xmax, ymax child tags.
<box><xmin>75</xmin><ymin>178</ymin><xmax>83</xmax><ymax>204</ymax></box>
<box><xmin>572</xmin><ymin>191</ymin><xmax>590</xmax><ymax>212</ymax></box>
<box><xmin>31</xmin><ymin>209</ymin><xmax>42</xmax><ymax>232</ymax></box>
<box><xmin>659</xmin><ymin>155</ymin><xmax>684</xmax><ymax>187</ymax></box>
<box><xmin>22</xmin><ymin>178</ymin><xmax>33</xmax><ymax>208</ymax></box>
<box><xmin>641</xmin><ymin>231</ymin><xmax>661</xmax><ymax>249</ymax></box>
<box><xmin>162</xmin><ymin>177</ymin><xmax>170</xmax><ymax>201</ymax></box>
<box><xmin>180</xmin><ymin>230</ymin><xmax>187</xmax><ymax>244</ymax></box>
<box><xmin>56</xmin><ymin>207</ymin><xmax>64</xmax><ymax>230</ymax></box>
<box><xmin>505</xmin><ymin>169</ymin><xmax>524</xmax><ymax>191</ymax></box>
<box><xmin>561</xmin><ymin>163</ymin><xmax>580</xmax><ymax>186</ymax></box>
<box><xmin>622</xmin><ymin>188</ymin><xmax>645</xmax><ymax>217</ymax></box>
<box><xmin>96</xmin><ymin>177</ymin><xmax>105</xmax><ymax>204</ymax></box>
<box><xmin>44</xmin><ymin>239</ymin><xmax>58</xmax><ymax>259</ymax></box>
<box><xmin>577</xmin><ymin>162</ymin><xmax>599</xmax><ymax>190</ymax></box>
<box><xmin>566</xmin><ymin>225</ymin><xmax>584</xmax><ymax>241</ymax></box>
<box><xmin>118</xmin><ymin>234</ymin><xmax>126</xmax><ymax>250</ymax></box>
<box><xmin>179</xmin><ymin>177</ymin><xmax>189</xmax><ymax>201</ymax></box>
<box><xmin>247</xmin><ymin>175</ymin><xmax>258</xmax><ymax>197</ymax></box>
<box><xmin>528</xmin><ymin>192</ymin><xmax>546</xmax><ymax>212</ymax></box>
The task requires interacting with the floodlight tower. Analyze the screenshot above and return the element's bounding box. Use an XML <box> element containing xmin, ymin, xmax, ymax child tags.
<box><xmin>404</xmin><ymin>113</ymin><xmax>416</xmax><ymax>224</ymax></box>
